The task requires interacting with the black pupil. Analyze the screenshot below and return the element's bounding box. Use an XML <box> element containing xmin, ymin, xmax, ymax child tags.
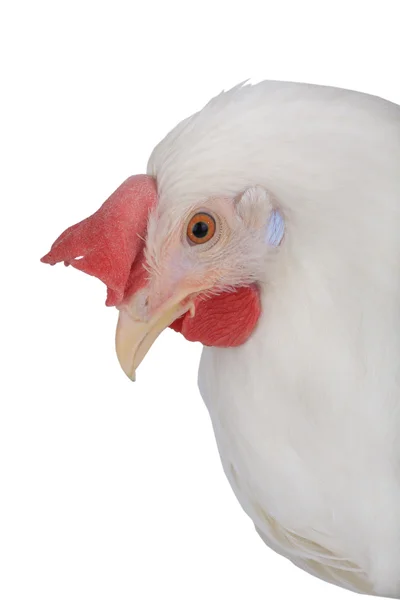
<box><xmin>192</xmin><ymin>221</ymin><xmax>209</xmax><ymax>238</ymax></box>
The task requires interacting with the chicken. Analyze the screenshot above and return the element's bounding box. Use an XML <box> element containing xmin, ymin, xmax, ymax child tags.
<box><xmin>41</xmin><ymin>81</ymin><xmax>400</xmax><ymax>597</ymax></box>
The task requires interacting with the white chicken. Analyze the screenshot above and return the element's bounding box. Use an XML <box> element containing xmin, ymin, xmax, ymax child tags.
<box><xmin>42</xmin><ymin>81</ymin><xmax>400</xmax><ymax>597</ymax></box>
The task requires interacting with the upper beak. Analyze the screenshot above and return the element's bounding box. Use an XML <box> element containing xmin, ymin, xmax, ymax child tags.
<box><xmin>115</xmin><ymin>292</ymin><xmax>195</xmax><ymax>381</ymax></box>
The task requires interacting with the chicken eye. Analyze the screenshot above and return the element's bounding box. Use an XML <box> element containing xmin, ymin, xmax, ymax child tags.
<box><xmin>187</xmin><ymin>213</ymin><xmax>216</xmax><ymax>245</ymax></box>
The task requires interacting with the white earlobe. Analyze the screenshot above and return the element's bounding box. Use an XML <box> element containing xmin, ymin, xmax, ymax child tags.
<box><xmin>266</xmin><ymin>209</ymin><xmax>285</xmax><ymax>246</ymax></box>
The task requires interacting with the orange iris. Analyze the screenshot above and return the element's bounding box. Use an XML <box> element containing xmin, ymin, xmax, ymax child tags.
<box><xmin>187</xmin><ymin>212</ymin><xmax>216</xmax><ymax>245</ymax></box>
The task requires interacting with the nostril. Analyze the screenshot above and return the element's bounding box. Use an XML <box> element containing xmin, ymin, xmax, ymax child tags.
<box><xmin>136</xmin><ymin>294</ymin><xmax>150</xmax><ymax>321</ymax></box>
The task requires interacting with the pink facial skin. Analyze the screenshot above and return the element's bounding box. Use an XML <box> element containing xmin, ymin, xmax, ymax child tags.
<box><xmin>41</xmin><ymin>175</ymin><xmax>261</xmax><ymax>347</ymax></box>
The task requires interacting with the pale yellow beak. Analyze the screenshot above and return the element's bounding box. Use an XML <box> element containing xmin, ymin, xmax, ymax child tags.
<box><xmin>115</xmin><ymin>294</ymin><xmax>195</xmax><ymax>381</ymax></box>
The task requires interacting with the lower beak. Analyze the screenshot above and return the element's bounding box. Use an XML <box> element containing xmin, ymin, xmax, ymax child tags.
<box><xmin>115</xmin><ymin>294</ymin><xmax>195</xmax><ymax>381</ymax></box>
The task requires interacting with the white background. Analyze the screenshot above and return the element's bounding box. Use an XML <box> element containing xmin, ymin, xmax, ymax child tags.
<box><xmin>1</xmin><ymin>1</ymin><xmax>399</xmax><ymax>598</ymax></box>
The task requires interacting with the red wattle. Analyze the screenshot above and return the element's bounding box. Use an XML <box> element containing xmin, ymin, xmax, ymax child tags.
<box><xmin>169</xmin><ymin>285</ymin><xmax>261</xmax><ymax>347</ymax></box>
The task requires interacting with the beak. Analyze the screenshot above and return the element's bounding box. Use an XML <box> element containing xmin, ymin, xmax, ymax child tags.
<box><xmin>115</xmin><ymin>293</ymin><xmax>196</xmax><ymax>381</ymax></box>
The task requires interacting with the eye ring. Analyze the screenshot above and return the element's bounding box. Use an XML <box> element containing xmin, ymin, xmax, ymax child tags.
<box><xmin>187</xmin><ymin>212</ymin><xmax>216</xmax><ymax>245</ymax></box>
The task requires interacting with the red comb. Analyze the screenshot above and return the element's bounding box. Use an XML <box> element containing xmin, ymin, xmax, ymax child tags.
<box><xmin>41</xmin><ymin>175</ymin><xmax>157</xmax><ymax>306</ymax></box>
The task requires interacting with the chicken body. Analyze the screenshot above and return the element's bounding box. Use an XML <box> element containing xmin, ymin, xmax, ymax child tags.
<box><xmin>43</xmin><ymin>81</ymin><xmax>400</xmax><ymax>596</ymax></box>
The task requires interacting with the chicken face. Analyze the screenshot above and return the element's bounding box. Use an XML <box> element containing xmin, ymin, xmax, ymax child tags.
<box><xmin>42</xmin><ymin>176</ymin><xmax>283</xmax><ymax>380</ymax></box>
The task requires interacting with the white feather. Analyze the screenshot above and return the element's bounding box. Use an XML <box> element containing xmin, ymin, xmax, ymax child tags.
<box><xmin>148</xmin><ymin>81</ymin><xmax>400</xmax><ymax>596</ymax></box>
